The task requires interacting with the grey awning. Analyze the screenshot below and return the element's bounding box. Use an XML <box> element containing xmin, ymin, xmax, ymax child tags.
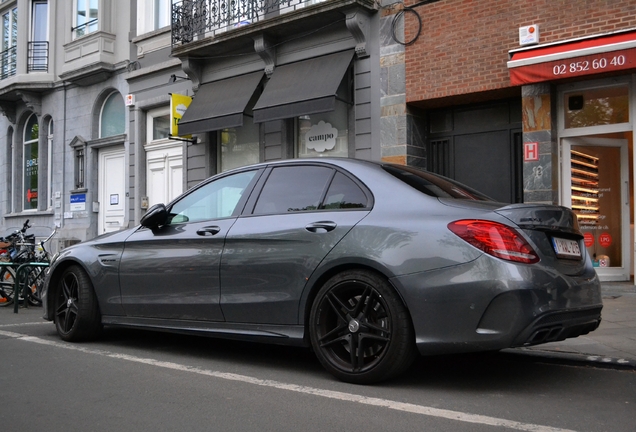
<box><xmin>253</xmin><ymin>51</ymin><xmax>354</xmax><ymax>123</ymax></box>
<box><xmin>178</xmin><ymin>71</ymin><xmax>263</xmax><ymax>135</ymax></box>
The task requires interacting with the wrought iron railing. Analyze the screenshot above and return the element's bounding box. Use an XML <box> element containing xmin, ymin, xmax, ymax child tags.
<box><xmin>172</xmin><ymin>0</ymin><xmax>325</xmax><ymax>46</ymax></box>
<box><xmin>28</xmin><ymin>41</ymin><xmax>49</xmax><ymax>73</ymax></box>
<box><xmin>0</xmin><ymin>45</ymin><xmax>17</xmax><ymax>80</ymax></box>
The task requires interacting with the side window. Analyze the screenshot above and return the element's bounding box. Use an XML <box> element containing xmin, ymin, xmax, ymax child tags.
<box><xmin>168</xmin><ymin>170</ymin><xmax>257</xmax><ymax>224</ymax></box>
<box><xmin>253</xmin><ymin>166</ymin><xmax>333</xmax><ymax>215</ymax></box>
<box><xmin>321</xmin><ymin>172</ymin><xmax>368</xmax><ymax>209</ymax></box>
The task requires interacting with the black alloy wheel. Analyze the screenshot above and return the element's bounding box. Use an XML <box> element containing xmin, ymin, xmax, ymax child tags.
<box><xmin>54</xmin><ymin>265</ymin><xmax>102</xmax><ymax>341</ymax></box>
<box><xmin>309</xmin><ymin>270</ymin><xmax>416</xmax><ymax>384</ymax></box>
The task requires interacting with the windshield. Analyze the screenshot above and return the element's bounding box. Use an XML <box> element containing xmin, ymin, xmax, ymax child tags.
<box><xmin>382</xmin><ymin>164</ymin><xmax>493</xmax><ymax>201</ymax></box>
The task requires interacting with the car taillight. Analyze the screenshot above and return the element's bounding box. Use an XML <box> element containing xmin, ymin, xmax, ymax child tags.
<box><xmin>448</xmin><ymin>220</ymin><xmax>539</xmax><ymax>264</ymax></box>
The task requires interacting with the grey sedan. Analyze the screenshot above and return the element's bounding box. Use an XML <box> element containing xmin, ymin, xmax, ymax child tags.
<box><xmin>42</xmin><ymin>158</ymin><xmax>602</xmax><ymax>384</ymax></box>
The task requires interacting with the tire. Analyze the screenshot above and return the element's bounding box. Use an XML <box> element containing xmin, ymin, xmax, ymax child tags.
<box><xmin>54</xmin><ymin>265</ymin><xmax>103</xmax><ymax>342</ymax></box>
<box><xmin>26</xmin><ymin>267</ymin><xmax>45</xmax><ymax>307</ymax></box>
<box><xmin>0</xmin><ymin>267</ymin><xmax>16</xmax><ymax>307</ymax></box>
<box><xmin>309</xmin><ymin>270</ymin><xmax>417</xmax><ymax>384</ymax></box>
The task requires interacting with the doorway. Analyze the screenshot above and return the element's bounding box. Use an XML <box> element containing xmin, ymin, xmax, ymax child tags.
<box><xmin>98</xmin><ymin>146</ymin><xmax>126</xmax><ymax>234</ymax></box>
<box><xmin>561</xmin><ymin>137</ymin><xmax>630</xmax><ymax>281</ymax></box>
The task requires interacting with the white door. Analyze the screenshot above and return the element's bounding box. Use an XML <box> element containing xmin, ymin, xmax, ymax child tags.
<box><xmin>145</xmin><ymin>142</ymin><xmax>183</xmax><ymax>207</ymax></box>
<box><xmin>561</xmin><ymin>137</ymin><xmax>630</xmax><ymax>281</ymax></box>
<box><xmin>98</xmin><ymin>146</ymin><xmax>126</xmax><ymax>234</ymax></box>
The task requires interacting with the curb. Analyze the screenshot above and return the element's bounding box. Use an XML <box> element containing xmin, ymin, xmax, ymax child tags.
<box><xmin>504</xmin><ymin>347</ymin><xmax>636</xmax><ymax>370</ymax></box>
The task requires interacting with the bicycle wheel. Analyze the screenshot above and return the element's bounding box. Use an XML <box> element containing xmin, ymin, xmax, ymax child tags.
<box><xmin>0</xmin><ymin>267</ymin><xmax>16</xmax><ymax>307</ymax></box>
<box><xmin>26</xmin><ymin>266</ymin><xmax>45</xmax><ymax>306</ymax></box>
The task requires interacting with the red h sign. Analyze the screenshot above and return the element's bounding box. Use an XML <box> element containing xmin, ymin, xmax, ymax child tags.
<box><xmin>524</xmin><ymin>142</ymin><xmax>539</xmax><ymax>161</ymax></box>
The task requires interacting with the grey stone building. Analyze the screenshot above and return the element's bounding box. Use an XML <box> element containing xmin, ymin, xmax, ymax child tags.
<box><xmin>0</xmin><ymin>0</ymin><xmax>413</xmax><ymax>248</ymax></box>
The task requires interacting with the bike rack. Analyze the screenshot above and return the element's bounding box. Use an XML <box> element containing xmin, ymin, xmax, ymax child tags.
<box><xmin>0</xmin><ymin>261</ymin><xmax>49</xmax><ymax>313</ymax></box>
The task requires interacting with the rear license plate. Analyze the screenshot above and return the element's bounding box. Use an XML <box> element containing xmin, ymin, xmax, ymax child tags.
<box><xmin>552</xmin><ymin>237</ymin><xmax>581</xmax><ymax>259</ymax></box>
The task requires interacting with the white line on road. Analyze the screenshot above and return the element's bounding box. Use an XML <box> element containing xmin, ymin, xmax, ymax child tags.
<box><xmin>0</xmin><ymin>329</ymin><xmax>577</xmax><ymax>432</ymax></box>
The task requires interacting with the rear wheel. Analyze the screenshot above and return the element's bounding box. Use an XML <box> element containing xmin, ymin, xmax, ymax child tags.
<box><xmin>0</xmin><ymin>267</ymin><xmax>15</xmax><ymax>307</ymax></box>
<box><xmin>54</xmin><ymin>265</ymin><xmax>102</xmax><ymax>341</ymax></box>
<box><xmin>309</xmin><ymin>270</ymin><xmax>417</xmax><ymax>384</ymax></box>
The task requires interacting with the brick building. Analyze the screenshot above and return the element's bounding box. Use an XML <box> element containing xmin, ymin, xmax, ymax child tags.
<box><xmin>401</xmin><ymin>0</ymin><xmax>636</xmax><ymax>282</ymax></box>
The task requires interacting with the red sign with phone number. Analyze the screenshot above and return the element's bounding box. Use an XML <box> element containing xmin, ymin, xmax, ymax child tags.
<box><xmin>509</xmin><ymin>47</ymin><xmax>636</xmax><ymax>85</ymax></box>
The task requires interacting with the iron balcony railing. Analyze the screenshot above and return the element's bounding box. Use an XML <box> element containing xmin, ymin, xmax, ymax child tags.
<box><xmin>0</xmin><ymin>45</ymin><xmax>17</xmax><ymax>80</ymax></box>
<box><xmin>172</xmin><ymin>0</ymin><xmax>325</xmax><ymax>46</ymax></box>
<box><xmin>28</xmin><ymin>41</ymin><xmax>49</xmax><ymax>73</ymax></box>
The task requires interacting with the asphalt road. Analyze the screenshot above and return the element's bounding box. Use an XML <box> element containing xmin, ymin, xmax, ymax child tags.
<box><xmin>1</xmin><ymin>306</ymin><xmax>634</xmax><ymax>432</ymax></box>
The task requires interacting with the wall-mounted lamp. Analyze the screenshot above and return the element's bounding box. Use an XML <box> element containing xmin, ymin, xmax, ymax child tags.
<box><xmin>168</xmin><ymin>74</ymin><xmax>190</xmax><ymax>83</ymax></box>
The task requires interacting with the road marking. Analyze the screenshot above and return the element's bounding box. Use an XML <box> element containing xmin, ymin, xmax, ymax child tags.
<box><xmin>0</xmin><ymin>321</ymin><xmax>50</xmax><ymax>328</ymax></box>
<box><xmin>0</xmin><ymin>329</ymin><xmax>577</xmax><ymax>432</ymax></box>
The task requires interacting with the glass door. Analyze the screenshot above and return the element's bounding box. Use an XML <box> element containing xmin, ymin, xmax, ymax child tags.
<box><xmin>561</xmin><ymin>137</ymin><xmax>630</xmax><ymax>281</ymax></box>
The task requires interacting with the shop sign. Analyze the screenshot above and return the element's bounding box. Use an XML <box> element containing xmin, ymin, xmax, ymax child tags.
<box><xmin>70</xmin><ymin>193</ymin><xmax>86</xmax><ymax>211</ymax></box>
<box><xmin>524</xmin><ymin>142</ymin><xmax>539</xmax><ymax>161</ymax></box>
<box><xmin>583</xmin><ymin>232</ymin><xmax>594</xmax><ymax>247</ymax></box>
<box><xmin>305</xmin><ymin>121</ymin><xmax>338</xmax><ymax>153</ymax></box>
<box><xmin>599</xmin><ymin>232</ymin><xmax>612</xmax><ymax>248</ymax></box>
<box><xmin>509</xmin><ymin>48</ymin><xmax>635</xmax><ymax>85</ymax></box>
<box><xmin>508</xmin><ymin>30</ymin><xmax>636</xmax><ymax>85</ymax></box>
<box><xmin>170</xmin><ymin>93</ymin><xmax>193</xmax><ymax>139</ymax></box>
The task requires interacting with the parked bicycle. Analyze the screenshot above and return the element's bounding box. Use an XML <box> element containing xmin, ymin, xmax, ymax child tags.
<box><xmin>0</xmin><ymin>220</ymin><xmax>56</xmax><ymax>307</ymax></box>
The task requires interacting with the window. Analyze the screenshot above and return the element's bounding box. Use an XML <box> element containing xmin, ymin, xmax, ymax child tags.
<box><xmin>1</xmin><ymin>6</ymin><xmax>17</xmax><ymax>79</ymax></box>
<box><xmin>29</xmin><ymin>1</ymin><xmax>48</xmax><ymax>72</ymax></box>
<box><xmin>73</xmin><ymin>0</ymin><xmax>98</xmax><ymax>39</ymax></box>
<box><xmin>100</xmin><ymin>92</ymin><xmax>125</xmax><ymax>138</ymax></box>
<box><xmin>168</xmin><ymin>170</ymin><xmax>257</xmax><ymax>224</ymax></box>
<box><xmin>23</xmin><ymin>114</ymin><xmax>39</xmax><ymax>211</ymax></box>
<box><xmin>46</xmin><ymin>119</ymin><xmax>53</xmax><ymax>208</ymax></box>
<box><xmin>382</xmin><ymin>164</ymin><xmax>492</xmax><ymax>201</ymax></box>
<box><xmin>147</xmin><ymin>107</ymin><xmax>170</xmax><ymax>141</ymax></box>
<box><xmin>322</xmin><ymin>172</ymin><xmax>367</xmax><ymax>209</ymax></box>
<box><xmin>138</xmin><ymin>0</ymin><xmax>177</xmax><ymax>34</ymax></box>
<box><xmin>564</xmin><ymin>85</ymin><xmax>629</xmax><ymax>129</ymax></box>
<box><xmin>253</xmin><ymin>166</ymin><xmax>333</xmax><ymax>215</ymax></box>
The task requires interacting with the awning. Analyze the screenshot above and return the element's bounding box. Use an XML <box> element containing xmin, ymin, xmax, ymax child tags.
<box><xmin>253</xmin><ymin>50</ymin><xmax>354</xmax><ymax>123</ymax></box>
<box><xmin>177</xmin><ymin>71</ymin><xmax>263</xmax><ymax>135</ymax></box>
<box><xmin>507</xmin><ymin>29</ymin><xmax>636</xmax><ymax>86</ymax></box>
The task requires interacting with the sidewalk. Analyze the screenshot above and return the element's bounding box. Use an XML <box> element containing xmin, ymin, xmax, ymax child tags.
<box><xmin>510</xmin><ymin>281</ymin><xmax>636</xmax><ymax>369</ymax></box>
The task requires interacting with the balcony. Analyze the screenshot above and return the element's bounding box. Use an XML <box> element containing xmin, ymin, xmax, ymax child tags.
<box><xmin>171</xmin><ymin>0</ymin><xmax>376</xmax><ymax>58</ymax></box>
<box><xmin>0</xmin><ymin>46</ymin><xmax>16</xmax><ymax>80</ymax></box>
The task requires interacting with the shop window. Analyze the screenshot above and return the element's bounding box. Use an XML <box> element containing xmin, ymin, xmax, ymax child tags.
<box><xmin>73</xmin><ymin>0</ymin><xmax>98</xmax><ymax>39</ymax></box>
<box><xmin>564</xmin><ymin>85</ymin><xmax>629</xmax><ymax>129</ymax></box>
<box><xmin>219</xmin><ymin>119</ymin><xmax>260</xmax><ymax>172</ymax></box>
<box><xmin>99</xmin><ymin>92</ymin><xmax>125</xmax><ymax>138</ymax></box>
<box><xmin>296</xmin><ymin>73</ymin><xmax>350</xmax><ymax>159</ymax></box>
<box><xmin>23</xmin><ymin>114</ymin><xmax>39</xmax><ymax>211</ymax></box>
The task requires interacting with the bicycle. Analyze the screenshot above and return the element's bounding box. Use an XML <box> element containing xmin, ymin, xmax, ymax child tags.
<box><xmin>0</xmin><ymin>220</ymin><xmax>56</xmax><ymax>307</ymax></box>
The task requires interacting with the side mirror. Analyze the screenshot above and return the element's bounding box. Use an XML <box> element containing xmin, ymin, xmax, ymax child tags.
<box><xmin>140</xmin><ymin>203</ymin><xmax>169</xmax><ymax>228</ymax></box>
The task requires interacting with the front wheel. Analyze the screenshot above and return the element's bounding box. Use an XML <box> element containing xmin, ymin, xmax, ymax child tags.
<box><xmin>309</xmin><ymin>270</ymin><xmax>417</xmax><ymax>384</ymax></box>
<box><xmin>54</xmin><ymin>265</ymin><xmax>102</xmax><ymax>341</ymax></box>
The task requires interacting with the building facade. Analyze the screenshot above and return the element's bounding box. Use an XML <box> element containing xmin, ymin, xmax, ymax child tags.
<box><xmin>403</xmin><ymin>0</ymin><xmax>636</xmax><ymax>282</ymax></box>
<box><xmin>1</xmin><ymin>0</ymin><xmax>633</xmax><ymax>284</ymax></box>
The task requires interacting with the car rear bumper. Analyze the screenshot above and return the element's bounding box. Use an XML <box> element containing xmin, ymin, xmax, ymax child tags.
<box><xmin>390</xmin><ymin>254</ymin><xmax>603</xmax><ymax>356</ymax></box>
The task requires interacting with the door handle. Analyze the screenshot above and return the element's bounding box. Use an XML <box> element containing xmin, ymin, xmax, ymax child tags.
<box><xmin>196</xmin><ymin>226</ymin><xmax>221</xmax><ymax>236</ymax></box>
<box><xmin>305</xmin><ymin>221</ymin><xmax>337</xmax><ymax>233</ymax></box>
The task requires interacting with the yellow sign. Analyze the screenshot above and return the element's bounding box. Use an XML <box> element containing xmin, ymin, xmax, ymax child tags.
<box><xmin>170</xmin><ymin>93</ymin><xmax>192</xmax><ymax>138</ymax></box>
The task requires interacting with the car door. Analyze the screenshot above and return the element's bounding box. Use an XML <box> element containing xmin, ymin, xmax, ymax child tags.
<box><xmin>220</xmin><ymin>164</ymin><xmax>371</xmax><ymax>325</ymax></box>
<box><xmin>119</xmin><ymin>169</ymin><xmax>261</xmax><ymax>320</ymax></box>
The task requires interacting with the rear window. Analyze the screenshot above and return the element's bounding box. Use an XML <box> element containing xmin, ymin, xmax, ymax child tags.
<box><xmin>382</xmin><ymin>165</ymin><xmax>493</xmax><ymax>201</ymax></box>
